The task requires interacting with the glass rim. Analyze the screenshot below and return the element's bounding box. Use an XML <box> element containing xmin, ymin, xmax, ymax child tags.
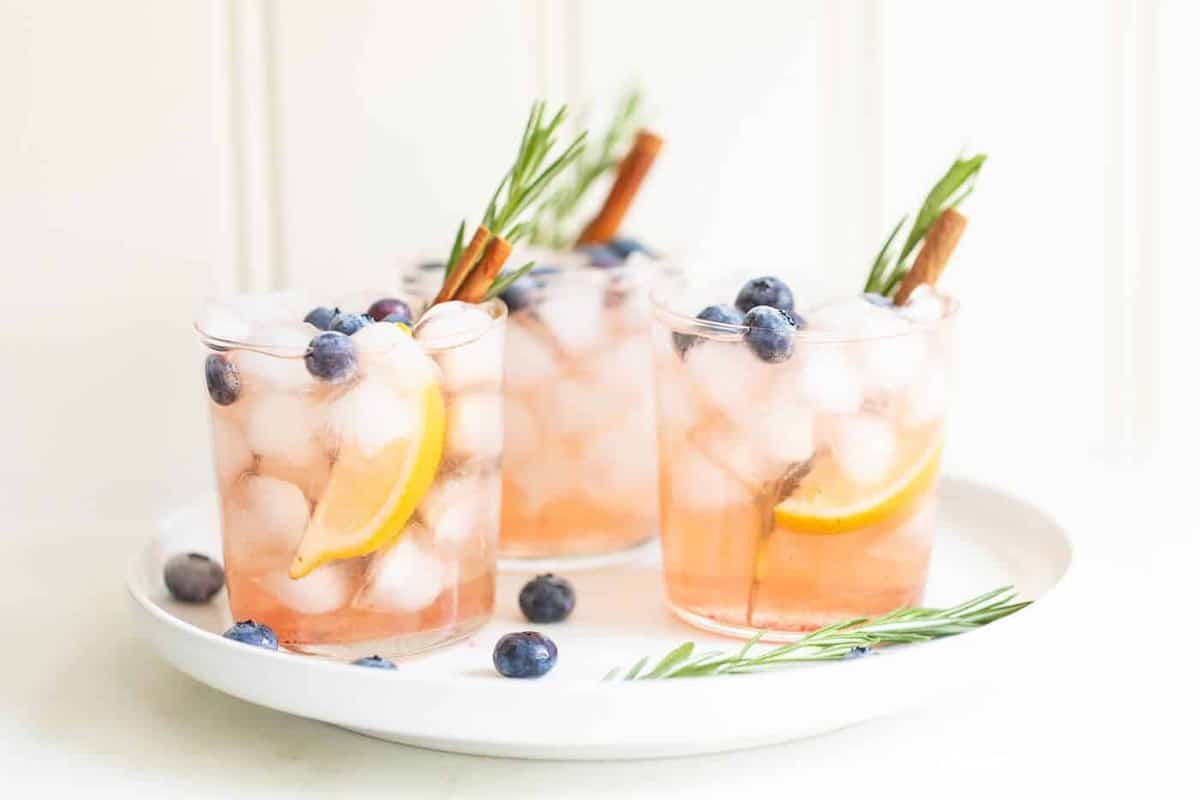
<box><xmin>650</xmin><ymin>284</ymin><xmax>959</xmax><ymax>345</ymax></box>
<box><xmin>401</xmin><ymin>250</ymin><xmax>672</xmax><ymax>295</ymax></box>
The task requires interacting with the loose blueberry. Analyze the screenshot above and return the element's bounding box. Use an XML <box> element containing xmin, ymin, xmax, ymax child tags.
<box><xmin>734</xmin><ymin>276</ymin><xmax>795</xmax><ymax>314</ymax></box>
<box><xmin>743</xmin><ymin>305</ymin><xmax>796</xmax><ymax>363</ymax></box>
<box><xmin>305</xmin><ymin>331</ymin><xmax>357</xmax><ymax>382</ymax></box>
<box><xmin>304</xmin><ymin>306</ymin><xmax>339</xmax><ymax>330</ymax></box>
<box><xmin>366</xmin><ymin>297</ymin><xmax>412</xmax><ymax>324</ymax></box>
<box><xmin>223</xmin><ymin>620</ymin><xmax>278</xmax><ymax>650</ymax></box>
<box><xmin>607</xmin><ymin>236</ymin><xmax>653</xmax><ymax>259</ymax></box>
<box><xmin>493</xmin><ymin>631</ymin><xmax>558</xmax><ymax>678</ymax></box>
<box><xmin>163</xmin><ymin>552</ymin><xmax>225</xmax><ymax>603</ymax></box>
<box><xmin>518</xmin><ymin>574</ymin><xmax>576</xmax><ymax>623</ymax></box>
<box><xmin>844</xmin><ymin>646</ymin><xmax>874</xmax><ymax>659</ymax></box>
<box><xmin>862</xmin><ymin>292</ymin><xmax>893</xmax><ymax>307</ymax></box>
<box><xmin>205</xmin><ymin>353</ymin><xmax>241</xmax><ymax>406</ymax></box>
<box><xmin>576</xmin><ymin>244</ymin><xmax>623</xmax><ymax>268</ymax></box>
<box><xmin>328</xmin><ymin>311</ymin><xmax>371</xmax><ymax>336</ymax></box>
<box><xmin>498</xmin><ymin>274</ymin><xmax>537</xmax><ymax>313</ymax></box>
<box><xmin>352</xmin><ymin>655</ymin><xmax>398</xmax><ymax>670</ymax></box>
<box><xmin>673</xmin><ymin>304</ymin><xmax>746</xmax><ymax>359</ymax></box>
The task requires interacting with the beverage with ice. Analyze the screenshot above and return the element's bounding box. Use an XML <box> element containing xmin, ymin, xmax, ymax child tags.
<box><xmin>198</xmin><ymin>292</ymin><xmax>505</xmax><ymax>658</ymax></box>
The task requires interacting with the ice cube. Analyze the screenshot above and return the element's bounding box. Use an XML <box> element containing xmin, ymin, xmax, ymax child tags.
<box><xmin>686</xmin><ymin>340</ymin><xmax>771</xmax><ymax>419</ymax></box>
<box><xmin>227</xmin><ymin>475</ymin><xmax>309</xmax><ymax>553</ymax></box>
<box><xmin>325</xmin><ymin>377</ymin><xmax>417</xmax><ymax>457</ymax></box>
<box><xmin>542</xmin><ymin>376</ymin><xmax>611</xmax><ymax>435</ymax></box>
<box><xmin>903</xmin><ymin>360</ymin><xmax>949</xmax><ymax>428</ymax></box>
<box><xmin>358</xmin><ymin>530</ymin><xmax>446</xmax><ymax>612</ymax></box>
<box><xmin>689</xmin><ymin>425</ymin><xmax>777</xmax><ymax>487</ymax></box>
<box><xmin>504</xmin><ymin>320</ymin><xmax>563</xmax><ymax>387</ymax></box>
<box><xmin>754</xmin><ymin>400</ymin><xmax>816</xmax><ymax>469</ymax></box>
<box><xmin>430</xmin><ymin>325</ymin><xmax>503</xmax><ymax>393</ymax></box>
<box><xmin>655</xmin><ymin>364</ymin><xmax>702</xmax><ymax>436</ymax></box>
<box><xmin>668</xmin><ymin>445</ymin><xmax>754</xmax><ymax>510</ymax></box>
<box><xmin>807</xmin><ymin>297</ymin><xmax>910</xmax><ymax>338</ymax></box>
<box><xmin>197</xmin><ymin>302</ymin><xmax>252</xmax><ymax>343</ymax></box>
<box><xmin>262</xmin><ymin>561</ymin><xmax>352</xmax><ymax>614</ymax></box>
<box><xmin>236</xmin><ymin>323</ymin><xmax>315</xmax><ymax>390</ymax></box>
<box><xmin>419</xmin><ymin>475</ymin><xmax>492</xmax><ymax>547</ymax></box>
<box><xmin>587</xmin><ymin>335</ymin><xmax>650</xmax><ymax>399</ymax></box>
<box><xmin>242</xmin><ymin>392</ymin><xmax>324</xmax><ymax>467</ymax></box>
<box><xmin>536</xmin><ymin>290</ymin><xmax>604</xmax><ymax>354</ymax></box>
<box><xmin>831</xmin><ymin>415</ymin><xmax>897</xmax><ymax>484</ymax></box>
<box><xmin>445</xmin><ymin>391</ymin><xmax>503</xmax><ymax>460</ymax></box>
<box><xmin>897</xmin><ymin>285</ymin><xmax>947</xmax><ymax>324</ymax></box>
<box><xmin>209</xmin><ymin>412</ymin><xmax>253</xmax><ymax>488</ymax></box>
<box><xmin>579</xmin><ymin>421</ymin><xmax>659</xmax><ymax>502</ymax></box>
<box><xmin>354</xmin><ymin>321</ymin><xmax>436</xmax><ymax>386</ymax></box>
<box><xmin>502</xmin><ymin>398</ymin><xmax>540</xmax><ymax>464</ymax></box>
<box><xmin>793</xmin><ymin>348</ymin><xmax>864</xmax><ymax>414</ymax></box>
<box><xmin>413</xmin><ymin>301</ymin><xmax>494</xmax><ymax>348</ymax></box>
<box><xmin>860</xmin><ymin>334</ymin><xmax>929</xmax><ymax>393</ymax></box>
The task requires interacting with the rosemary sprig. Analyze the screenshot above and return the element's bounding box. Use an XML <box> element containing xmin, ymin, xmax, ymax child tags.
<box><xmin>606</xmin><ymin>586</ymin><xmax>1028</xmax><ymax>680</ymax></box>
<box><xmin>530</xmin><ymin>88</ymin><xmax>643</xmax><ymax>249</ymax></box>
<box><xmin>864</xmin><ymin>153</ymin><xmax>986</xmax><ymax>296</ymax></box>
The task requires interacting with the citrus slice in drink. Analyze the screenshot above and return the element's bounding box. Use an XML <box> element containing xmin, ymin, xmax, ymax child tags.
<box><xmin>288</xmin><ymin>381</ymin><xmax>445</xmax><ymax>578</ymax></box>
<box><xmin>773</xmin><ymin>435</ymin><xmax>942</xmax><ymax>536</ymax></box>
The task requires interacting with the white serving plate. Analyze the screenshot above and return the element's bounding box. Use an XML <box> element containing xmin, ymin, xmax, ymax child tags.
<box><xmin>128</xmin><ymin>477</ymin><xmax>1072</xmax><ymax>760</ymax></box>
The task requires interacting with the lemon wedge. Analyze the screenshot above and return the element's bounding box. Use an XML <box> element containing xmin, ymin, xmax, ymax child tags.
<box><xmin>773</xmin><ymin>439</ymin><xmax>942</xmax><ymax>536</ymax></box>
<box><xmin>288</xmin><ymin>381</ymin><xmax>445</xmax><ymax>578</ymax></box>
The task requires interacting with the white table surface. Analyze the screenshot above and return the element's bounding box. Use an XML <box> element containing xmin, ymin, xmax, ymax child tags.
<box><xmin>0</xmin><ymin>453</ymin><xmax>1189</xmax><ymax>798</ymax></box>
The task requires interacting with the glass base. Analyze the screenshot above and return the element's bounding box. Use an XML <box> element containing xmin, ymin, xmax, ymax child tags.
<box><xmin>668</xmin><ymin>602</ymin><xmax>818</xmax><ymax>644</ymax></box>
<box><xmin>282</xmin><ymin>612</ymin><xmax>489</xmax><ymax>661</ymax></box>
<box><xmin>498</xmin><ymin>537</ymin><xmax>655</xmax><ymax>573</ymax></box>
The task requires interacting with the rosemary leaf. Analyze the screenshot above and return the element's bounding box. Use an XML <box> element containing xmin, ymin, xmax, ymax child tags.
<box><xmin>482</xmin><ymin>261</ymin><xmax>535</xmax><ymax>301</ymax></box>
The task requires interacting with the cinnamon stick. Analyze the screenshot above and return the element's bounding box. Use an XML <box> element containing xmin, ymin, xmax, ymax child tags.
<box><xmin>576</xmin><ymin>129</ymin><xmax>663</xmax><ymax>245</ymax></box>
<box><xmin>454</xmin><ymin>235</ymin><xmax>513</xmax><ymax>303</ymax></box>
<box><xmin>435</xmin><ymin>224</ymin><xmax>491</xmax><ymax>304</ymax></box>
<box><xmin>894</xmin><ymin>208</ymin><xmax>967</xmax><ymax>305</ymax></box>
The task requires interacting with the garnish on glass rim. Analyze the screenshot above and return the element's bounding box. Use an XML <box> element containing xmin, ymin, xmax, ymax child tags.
<box><xmin>604</xmin><ymin>586</ymin><xmax>1028</xmax><ymax>680</ymax></box>
<box><xmin>863</xmin><ymin>153</ymin><xmax>986</xmax><ymax>300</ymax></box>
<box><xmin>433</xmin><ymin>102</ymin><xmax>587</xmax><ymax>305</ymax></box>
<box><xmin>576</xmin><ymin>129</ymin><xmax>663</xmax><ymax>246</ymax></box>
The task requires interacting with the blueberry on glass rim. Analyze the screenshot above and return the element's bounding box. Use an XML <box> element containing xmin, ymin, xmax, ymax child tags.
<box><xmin>862</xmin><ymin>292</ymin><xmax>893</xmax><ymax>308</ymax></box>
<box><xmin>222</xmin><ymin>620</ymin><xmax>278</xmax><ymax>650</ymax></box>
<box><xmin>743</xmin><ymin>305</ymin><xmax>797</xmax><ymax>363</ymax></box>
<box><xmin>493</xmin><ymin>632</ymin><xmax>558</xmax><ymax>678</ymax></box>
<box><xmin>163</xmin><ymin>552</ymin><xmax>225</xmax><ymax>603</ymax></box>
<box><xmin>607</xmin><ymin>236</ymin><xmax>652</xmax><ymax>259</ymax></box>
<box><xmin>204</xmin><ymin>353</ymin><xmax>241</xmax><ymax>406</ymax></box>
<box><xmin>498</xmin><ymin>274</ymin><xmax>537</xmax><ymax>313</ymax></box>
<box><xmin>734</xmin><ymin>276</ymin><xmax>795</xmax><ymax>314</ymax></box>
<box><xmin>673</xmin><ymin>303</ymin><xmax>745</xmax><ymax>360</ymax></box>
<box><xmin>304</xmin><ymin>306</ymin><xmax>339</xmax><ymax>330</ymax></box>
<box><xmin>352</xmin><ymin>655</ymin><xmax>398</xmax><ymax>670</ymax></box>
<box><xmin>518</xmin><ymin>574</ymin><xmax>576</xmax><ymax>623</ymax></box>
<box><xmin>305</xmin><ymin>331</ymin><xmax>357</xmax><ymax>382</ymax></box>
<box><xmin>577</xmin><ymin>243</ymin><xmax>623</xmax><ymax>268</ymax></box>
<box><xmin>366</xmin><ymin>297</ymin><xmax>412</xmax><ymax>324</ymax></box>
<box><xmin>328</xmin><ymin>311</ymin><xmax>371</xmax><ymax>336</ymax></box>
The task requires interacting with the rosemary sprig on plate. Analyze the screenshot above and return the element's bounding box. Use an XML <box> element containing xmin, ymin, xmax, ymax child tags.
<box><xmin>604</xmin><ymin>586</ymin><xmax>1028</xmax><ymax>680</ymax></box>
<box><xmin>530</xmin><ymin>88</ymin><xmax>643</xmax><ymax>249</ymax></box>
<box><xmin>864</xmin><ymin>153</ymin><xmax>986</xmax><ymax>296</ymax></box>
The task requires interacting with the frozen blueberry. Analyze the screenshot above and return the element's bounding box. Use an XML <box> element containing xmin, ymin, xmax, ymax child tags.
<box><xmin>163</xmin><ymin>552</ymin><xmax>225</xmax><ymax>603</ymax></box>
<box><xmin>328</xmin><ymin>311</ymin><xmax>371</xmax><ymax>336</ymax></box>
<box><xmin>673</xmin><ymin>303</ymin><xmax>746</xmax><ymax>359</ymax></box>
<box><xmin>366</xmin><ymin>297</ymin><xmax>412</xmax><ymax>324</ymax></box>
<box><xmin>743</xmin><ymin>305</ymin><xmax>796</xmax><ymax>363</ymax></box>
<box><xmin>304</xmin><ymin>306</ymin><xmax>339</xmax><ymax>330</ymax></box>
<box><xmin>518</xmin><ymin>574</ymin><xmax>576</xmax><ymax>623</ymax></box>
<box><xmin>222</xmin><ymin>620</ymin><xmax>278</xmax><ymax>650</ymax></box>
<box><xmin>607</xmin><ymin>236</ymin><xmax>653</xmax><ymax>259</ymax></box>
<box><xmin>843</xmin><ymin>646</ymin><xmax>874</xmax><ymax>659</ymax></box>
<box><xmin>305</xmin><ymin>331</ymin><xmax>357</xmax><ymax>382</ymax></box>
<box><xmin>862</xmin><ymin>292</ymin><xmax>893</xmax><ymax>307</ymax></box>
<box><xmin>352</xmin><ymin>655</ymin><xmax>398</xmax><ymax>670</ymax></box>
<box><xmin>734</xmin><ymin>276</ymin><xmax>795</xmax><ymax>314</ymax></box>
<box><xmin>493</xmin><ymin>632</ymin><xmax>558</xmax><ymax>678</ymax></box>
<box><xmin>576</xmin><ymin>244</ymin><xmax>623</xmax><ymax>268</ymax></box>
<box><xmin>204</xmin><ymin>353</ymin><xmax>241</xmax><ymax>406</ymax></box>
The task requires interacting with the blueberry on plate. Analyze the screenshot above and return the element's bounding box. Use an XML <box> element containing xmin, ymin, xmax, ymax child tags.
<box><xmin>862</xmin><ymin>292</ymin><xmax>893</xmax><ymax>308</ymax></box>
<box><xmin>352</xmin><ymin>655</ymin><xmax>398</xmax><ymax>670</ymax></box>
<box><xmin>673</xmin><ymin>303</ymin><xmax>745</xmax><ymax>359</ymax></box>
<box><xmin>607</xmin><ymin>236</ymin><xmax>653</xmax><ymax>259</ymax></box>
<box><xmin>734</xmin><ymin>276</ymin><xmax>795</xmax><ymax>314</ymax></box>
<box><xmin>743</xmin><ymin>305</ymin><xmax>797</xmax><ymax>363</ymax></box>
<box><xmin>223</xmin><ymin>620</ymin><xmax>278</xmax><ymax>650</ymax></box>
<box><xmin>493</xmin><ymin>632</ymin><xmax>558</xmax><ymax>678</ymax></box>
<box><xmin>304</xmin><ymin>305</ymin><xmax>339</xmax><ymax>330</ymax></box>
<box><xmin>163</xmin><ymin>552</ymin><xmax>225</xmax><ymax>603</ymax></box>
<box><xmin>305</xmin><ymin>331</ymin><xmax>357</xmax><ymax>382</ymax></box>
<box><xmin>576</xmin><ymin>243</ymin><xmax>623</xmax><ymax>268</ymax></box>
<box><xmin>328</xmin><ymin>311</ymin><xmax>372</xmax><ymax>336</ymax></box>
<box><xmin>366</xmin><ymin>297</ymin><xmax>412</xmax><ymax>324</ymax></box>
<box><xmin>204</xmin><ymin>353</ymin><xmax>241</xmax><ymax>406</ymax></box>
<box><xmin>518</xmin><ymin>574</ymin><xmax>576</xmax><ymax>623</ymax></box>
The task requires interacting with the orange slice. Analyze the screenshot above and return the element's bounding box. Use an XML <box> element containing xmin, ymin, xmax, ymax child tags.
<box><xmin>288</xmin><ymin>382</ymin><xmax>445</xmax><ymax>578</ymax></box>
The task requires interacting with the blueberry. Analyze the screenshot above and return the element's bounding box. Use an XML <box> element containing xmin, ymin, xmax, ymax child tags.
<box><xmin>163</xmin><ymin>552</ymin><xmax>225</xmax><ymax>603</ymax></box>
<box><xmin>576</xmin><ymin>244</ymin><xmax>623</xmax><ymax>268</ymax></box>
<box><xmin>366</xmin><ymin>298</ymin><xmax>412</xmax><ymax>324</ymax></box>
<box><xmin>530</xmin><ymin>265</ymin><xmax>562</xmax><ymax>278</ymax></box>
<box><xmin>607</xmin><ymin>236</ymin><xmax>653</xmax><ymax>259</ymax></box>
<box><xmin>328</xmin><ymin>311</ymin><xmax>371</xmax><ymax>336</ymax></box>
<box><xmin>204</xmin><ymin>353</ymin><xmax>241</xmax><ymax>406</ymax></box>
<box><xmin>305</xmin><ymin>331</ymin><xmax>357</xmax><ymax>382</ymax></box>
<box><xmin>222</xmin><ymin>620</ymin><xmax>278</xmax><ymax>650</ymax></box>
<box><xmin>862</xmin><ymin>292</ymin><xmax>893</xmax><ymax>307</ymax></box>
<box><xmin>843</xmin><ymin>646</ymin><xmax>874</xmax><ymax>659</ymax></box>
<box><xmin>673</xmin><ymin>303</ymin><xmax>745</xmax><ymax>359</ymax></box>
<box><xmin>493</xmin><ymin>631</ymin><xmax>558</xmax><ymax>678</ymax></box>
<box><xmin>498</xmin><ymin>275</ymin><xmax>537</xmax><ymax>313</ymax></box>
<box><xmin>304</xmin><ymin>306</ymin><xmax>339</xmax><ymax>330</ymax></box>
<box><xmin>734</xmin><ymin>276</ymin><xmax>795</xmax><ymax>314</ymax></box>
<box><xmin>352</xmin><ymin>655</ymin><xmax>398</xmax><ymax>670</ymax></box>
<box><xmin>518</xmin><ymin>574</ymin><xmax>576</xmax><ymax>623</ymax></box>
<box><xmin>382</xmin><ymin>312</ymin><xmax>412</xmax><ymax>326</ymax></box>
<box><xmin>743</xmin><ymin>305</ymin><xmax>796</xmax><ymax>363</ymax></box>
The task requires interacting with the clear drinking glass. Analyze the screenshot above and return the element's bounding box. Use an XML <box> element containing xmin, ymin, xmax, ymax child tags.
<box><xmin>651</xmin><ymin>281</ymin><xmax>955</xmax><ymax>638</ymax></box>
<box><xmin>197</xmin><ymin>290</ymin><xmax>505</xmax><ymax>658</ymax></box>
<box><xmin>405</xmin><ymin>253</ymin><xmax>661</xmax><ymax>564</ymax></box>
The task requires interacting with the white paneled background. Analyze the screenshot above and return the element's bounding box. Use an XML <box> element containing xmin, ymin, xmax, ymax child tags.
<box><xmin>1</xmin><ymin>0</ymin><xmax>1190</xmax><ymax>523</ymax></box>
